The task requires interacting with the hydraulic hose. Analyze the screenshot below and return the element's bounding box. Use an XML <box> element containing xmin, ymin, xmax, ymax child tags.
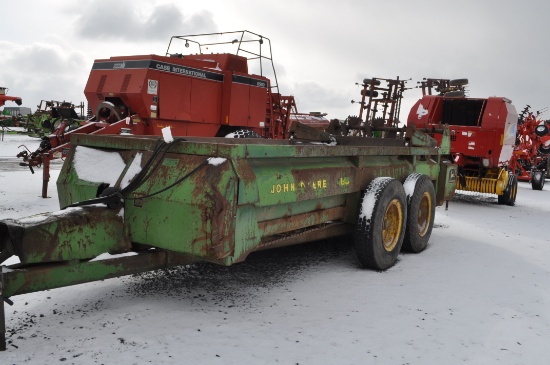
<box><xmin>64</xmin><ymin>137</ymin><xmax>211</xmax><ymax>209</ymax></box>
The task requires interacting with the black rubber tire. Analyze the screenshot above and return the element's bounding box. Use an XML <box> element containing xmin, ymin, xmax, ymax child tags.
<box><xmin>41</xmin><ymin>118</ymin><xmax>53</xmax><ymax>131</ymax></box>
<box><xmin>449</xmin><ymin>78</ymin><xmax>469</xmax><ymax>86</ymax></box>
<box><xmin>539</xmin><ymin>144</ymin><xmax>550</xmax><ymax>154</ymax></box>
<box><xmin>355</xmin><ymin>178</ymin><xmax>407</xmax><ymax>270</ymax></box>
<box><xmin>225</xmin><ymin>129</ymin><xmax>261</xmax><ymax>138</ymax></box>
<box><xmin>509</xmin><ymin>175</ymin><xmax>518</xmax><ymax>205</ymax></box>
<box><xmin>444</xmin><ymin>90</ymin><xmax>465</xmax><ymax>98</ymax></box>
<box><xmin>402</xmin><ymin>174</ymin><xmax>435</xmax><ymax>253</ymax></box>
<box><xmin>532</xmin><ymin>170</ymin><xmax>545</xmax><ymax>190</ymax></box>
<box><xmin>535</xmin><ymin>124</ymin><xmax>548</xmax><ymax>137</ymax></box>
<box><xmin>361</xmin><ymin>89</ymin><xmax>379</xmax><ymax>97</ymax></box>
<box><xmin>363</xmin><ymin>78</ymin><xmax>381</xmax><ymax>86</ymax></box>
<box><xmin>498</xmin><ymin>175</ymin><xmax>517</xmax><ymax>206</ymax></box>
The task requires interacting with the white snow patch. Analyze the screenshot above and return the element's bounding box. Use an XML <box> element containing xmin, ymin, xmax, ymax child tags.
<box><xmin>207</xmin><ymin>157</ymin><xmax>227</xmax><ymax>166</ymax></box>
<box><xmin>359</xmin><ymin>177</ymin><xmax>392</xmax><ymax>220</ymax></box>
<box><xmin>89</xmin><ymin>251</ymin><xmax>138</xmax><ymax>262</ymax></box>
<box><xmin>162</xmin><ymin>126</ymin><xmax>174</xmax><ymax>143</ymax></box>
<box><xmin>310</xmin><ymin>140</ymin><xmax>337</xmax><ymax>146</ymax></box>
<box><xmin>16</xmin><ymin>207</ymin><xmax>83</xmax><ymax>224</ymax></box>
<box><xmin>51</xmin><ymin>206</ymin><xmax>89</xmax><ymax>216</ymax></box>
<box><xmin>120</xmin><ymin>153</ymin><xmax>143</xmax><ymax>189</ymax></box>
<box><xmin>74</xmin><ymin>146</ymin><xmax>126</xmax><ymax>185</ymax></box>
<box><xmin>404</xmin><ymin>174</ymin><xmax>421</xmax><ymax>198</ymax></box>
<box><xmin>224</xmin><ymin>133</ymin><xmax>236</xmax><ymax>138</ymax></box>
<box><xmin>14</xmin><ymin>213</ymin><xmax>52</xmax><ymax>224</ymax></box>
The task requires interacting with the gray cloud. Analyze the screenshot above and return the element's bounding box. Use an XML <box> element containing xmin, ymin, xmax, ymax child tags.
<box><xmin>0</xmin><ymin>41</ymin><xmax>89</xmax><ymax>111</ymax></box>
<box><xmin>4</xmin><ymin>0</ymin><xmax>550</xmax><ymax>124</ymax></box>
<box><xmin>74</xmin><ymin>2</ymin><xmax>217</xmax><ymax>41</ymax></box>
<box><xmin>290</xmin><ymin>81</ymin><xmax>352</xmax><ymax>119</ymax></box>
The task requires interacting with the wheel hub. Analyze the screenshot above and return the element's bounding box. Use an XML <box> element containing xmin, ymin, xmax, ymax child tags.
<box><xmin>417</xmin><ymin>192</ymin><xmax>432</xmax><ymax>237</ymax></box>
<box><xmin>382</xmin><ymin>199</ymin><xmax>403</xmax><ymax>252</ymax></box>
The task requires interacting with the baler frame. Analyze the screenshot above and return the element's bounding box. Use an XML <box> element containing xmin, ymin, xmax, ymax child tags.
<box><xmin>407</xmin><ymin>78</ymin><xmax>519</xmax><ymax>205</ymax></box>
<box><xmin>16</xmin><ymin>31</ymin><xmax>311</xmax><ymax>197</ymax></box>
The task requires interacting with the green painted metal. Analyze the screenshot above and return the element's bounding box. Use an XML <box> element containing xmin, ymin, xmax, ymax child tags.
<box><xmin>1</xmin><ymin>130</ymin><xmax>457</xmax><ymax>300</ymax></box>
<box><xmin>0</xmin><ymin>129</ymin><xmax>458</xmax><ymax>351</ymax></box>
<box><xmin>2</xmin><ymin>250</ymin><xmax>194</xmax><ymax>298</ymax></box>
<box><xmin>0</xmin><ymin>206</ymin><xmax>130</xmax><ymax>265</ymax></box>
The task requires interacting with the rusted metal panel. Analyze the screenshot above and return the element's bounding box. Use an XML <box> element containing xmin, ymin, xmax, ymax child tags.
<box><xmin>125</xmin><ymin>154</ymin><xmax>237</xmax><ymax>263</ymax></box>
<box><xmin>248</xmin><ymin>158</ymin><xmax>356</xmax><ymax>207</ymax></box>
<box><xmin>258</xmin><ymin>206</ymin><xmax>346</xmax><ymax>237</ymax></box>
<box><xmin>2</xmin><ymin>250</ymin><xmax>195</xmax><ymax>298</ymax></box>
<box><xmin>258</xmin><ymin>222</ymin><xmax>354</xmax><ymax>251</ymax></box>
<box><xmin>0</xmin><ymin>129</ymin><xmax>457</xmax><ymax>335</ymax></box>
<box><xmin>51</xmin><ymin>133</ymin><xmax>455</xmax><ymax>268</ymax></box>
<box><xmin>0</xmin><ymin>206</ymin><xmax>131</xmax><ymax>265</ymax></box>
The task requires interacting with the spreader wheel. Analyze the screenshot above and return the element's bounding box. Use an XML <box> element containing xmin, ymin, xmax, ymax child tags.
<box><xmin>532</xmin><ymin>170</ymin><xmax>545</xmax><ymax>190</ymax></box>
<box><xmin>498</xmin><ymin>175</ymin><xmax>518</xmax><ymax>206</ymax></box>
<box><xmin>355</xmin><ymin>178</ymin><xmax>407</xmax><ymax>270</ymax></box>
<box><xmin>402</xmin><ymin>174</ymin><xmax>435</xmax><ymax>253</ymax></box>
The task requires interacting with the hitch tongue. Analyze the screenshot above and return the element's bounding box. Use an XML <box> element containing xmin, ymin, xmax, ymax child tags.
<box><xmin>0</xmin><ymin>206</ymin><xmax>131</xmax><ymax>265</ymax></box>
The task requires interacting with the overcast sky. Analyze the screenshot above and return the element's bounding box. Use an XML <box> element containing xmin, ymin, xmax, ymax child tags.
<box><xmin>2</xmin><ymin>0</ymin><xmax>549</xmax><ymax>121</ymax></box>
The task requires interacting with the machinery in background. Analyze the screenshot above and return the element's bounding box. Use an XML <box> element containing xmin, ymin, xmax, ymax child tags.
<box><xmin>1</xmin><ymin>32</ymin><xmax>458</xmax><ymax>350</ymax></box>
<box><xmin>407</xmin><ymin>78</ymin><xmax>519</xmax><ymax>205</ymax></box>
<box><xmin>17</xmin><ymin>31</ymin><xmax>326</xmax><ymax>197</ymax></box>
<box><xmin>344</xmin><ymin>76</ymin><xmax>408</xmax><ymax>136</ymax></box>
<box><xmin>21</xmin><ymin>100</ymin><xmax>86</xmax><ymax>137</ymax></box>
<box><xmin>0</xmin><ymin>87</ymin><xmax>22</xmax><ymax>108</ymax></box>
<box><xmin>509</xmin><ymin>105</ymin><xmax>550</xmax><ymax>190</ymax></box>
<box><xmin>0</xmin><ymin>87</ymin><xmax>23</xmax><ymax>131</ymax></box>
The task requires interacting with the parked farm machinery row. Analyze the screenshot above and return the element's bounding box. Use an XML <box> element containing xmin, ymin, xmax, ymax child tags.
<box><xmin>19</xmin><ymin>100</ymin><xmax>86</xmax><ymax>137</ymax></box>
<box><xmin>407</xmin><ymin>78</ymin><xmax>522</xmax><ymax>205</ymax></box>
<box><xmin>1</xmin><ymin>31</ymin><xmax>459</xmax><ymax>350</ymax></box>
<box><xmin>0</xmin><ymin>87</ymin><xmax>22</xmax><ymax>133</ymax></box>
<box><xmin>0</xmin><ymin>87</ymin><xmax>22</xmax><ymax>108</ymax></box>
<box><xmin>508</xmin><ymin>105</ymin><xmax>550</xmax><ymax>190</ymax></box>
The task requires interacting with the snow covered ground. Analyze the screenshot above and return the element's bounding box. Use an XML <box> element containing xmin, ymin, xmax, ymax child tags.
<box><xmin>0</xmin><ymin>132</ymin><xmax>549</xmax><ymax>364</ymax></box>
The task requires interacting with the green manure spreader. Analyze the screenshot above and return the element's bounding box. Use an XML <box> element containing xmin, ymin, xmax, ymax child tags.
<box><xmin>0</xmin><ymin>127</ymin><xmax>456</xmax><ymax>349</ymax></box>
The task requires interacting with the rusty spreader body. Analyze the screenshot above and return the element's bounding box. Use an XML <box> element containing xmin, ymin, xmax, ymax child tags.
<box><xmin>0</xmin><ymin>127</ymin><xmax>456</xmax><ymax>350</ymax></box>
